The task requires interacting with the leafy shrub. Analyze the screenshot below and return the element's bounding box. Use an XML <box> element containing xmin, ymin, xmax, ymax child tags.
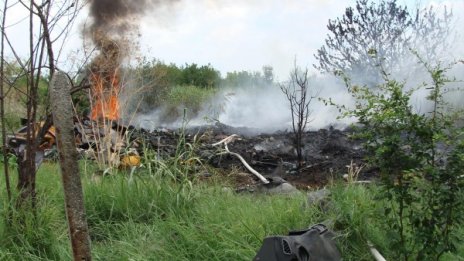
<box><xmin>331</xmin><ymin>61</ymin><xmax>464</xmax><ymax>260</ymax></box>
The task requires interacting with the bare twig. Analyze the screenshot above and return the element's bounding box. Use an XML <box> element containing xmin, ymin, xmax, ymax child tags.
<box><xmin>211</xmin><ymin>134</ymin><xmax>240</xmax><ymax>147</ymax></box>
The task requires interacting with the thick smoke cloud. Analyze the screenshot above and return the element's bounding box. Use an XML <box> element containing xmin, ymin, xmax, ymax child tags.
<box><xmin>88</xmin><ymin>0</ymin><xmax>179</xmax><ymax>32</ymax></box>
<box><xmin>86</xmin><ymin>0</ymin><xmax>180</xmax><ymax>64</ymax></box>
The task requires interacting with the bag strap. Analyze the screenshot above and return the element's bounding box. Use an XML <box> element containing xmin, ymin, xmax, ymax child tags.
<box><xmin>288</xmin><ymin>223</ymin><xmax>328</xmax><ymax>236</ymax></box>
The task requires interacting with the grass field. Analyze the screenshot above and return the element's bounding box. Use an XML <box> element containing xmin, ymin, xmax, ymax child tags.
<box><xmin>0</xmin><ymin>159</ymin><xmax>463</xmax><ymax>260</ymax></box>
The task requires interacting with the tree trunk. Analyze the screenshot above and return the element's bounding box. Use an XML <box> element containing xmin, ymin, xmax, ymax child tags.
<box><xmin>16</xmin><ymin>151</ymin><xmax>37</xmax><ymax>208</ymax></box>
<box><xmin>51</xmin><ymin>72</ymin><xmax>92</xmax><ymax>260</ymax></box>
<box><xmin>17</xmin><ymin>155</ymin><xmax>34</xmax><ymax>199</ymax></box>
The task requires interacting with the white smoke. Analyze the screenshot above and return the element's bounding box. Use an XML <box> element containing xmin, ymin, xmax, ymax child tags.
<box><xmin>131</xmin><ymin>0</ymin><xmax>464</xmax><ymax>133</ymax></box>
<box><xmin>215</xmin><ymin>86</ymin><xmax>290</xmax><ymax>131</ymax></box>
<box><xmin>132</xmin><ymin>74</ymin><xmax>357</xmax><ymax>132</ymax></box>
<box><xmin>213</xmin><ymin>76</ymin><xmax>357</xmax><ymax>132</ymax></box>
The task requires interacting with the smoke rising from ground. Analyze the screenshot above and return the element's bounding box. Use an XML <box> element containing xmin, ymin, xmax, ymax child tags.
<box><xmin>133</xmin><ymin>50</ymin><xmax>463</xmax><ymax>133</ymax></box>
<box><xmin>212</xmin><ymin>77</ymin><xmax>356</xmax><ymax>132</ymax></box>
<box><xmin>133</xmin><ymin>77</ymin><xmax>357</xmax><ymax>133</ymax></box>
<box><xmin>129</xmin><ymin>1</ymin><xmax>464</xmax><ymax>133</ymax></box>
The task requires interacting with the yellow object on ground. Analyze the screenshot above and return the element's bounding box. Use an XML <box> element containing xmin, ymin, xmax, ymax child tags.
<box><xmin>120</xmin><ymin>155</ymin><xmax>141</xmax><ymax>168</ymax></box>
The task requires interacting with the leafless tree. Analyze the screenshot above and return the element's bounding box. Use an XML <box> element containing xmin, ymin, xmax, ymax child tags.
<box><xmin>1</xmin><ymin>1</ymin><xmax>92</xmax><ymax>258</ymax></box>
<box><xmin>0</xmin><ymin>0</ymin><xmax>84</xmax><ymax>205</ymax></box>
<box><xmin>1</xmin><ymin>0</ymin><xmax>12</xmax><ymax>202</ymax></box>
<box><xmin>280</xmin><ymin>65</ymin><xmax>317</xmax><ymax>170</ymax></box>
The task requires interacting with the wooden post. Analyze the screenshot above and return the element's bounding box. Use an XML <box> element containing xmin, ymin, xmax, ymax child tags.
<box><xmin>50</xmin><ymin>72</ymin><xmax>92</xmax><ymax>260</ymax></box>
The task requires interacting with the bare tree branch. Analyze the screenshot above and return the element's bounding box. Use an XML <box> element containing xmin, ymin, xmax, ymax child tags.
<box><xmin>2</xmin><ymin>0</ymin><xmax>88</xmax><ymax>212</ymax></box>
<box><xmin>1</xmin><ymin>0</ymin><xmax>12</xmax><ymax>202</ymax></box>
<box><xmin>280</xmin><ymin>63</ymin><xmax>317</xmax><ymax>170</ymax></box>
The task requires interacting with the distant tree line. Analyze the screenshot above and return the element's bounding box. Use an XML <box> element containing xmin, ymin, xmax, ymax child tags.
<box><xmin>222</xmin><ymin>66</ymin><xmax>274</xmax><ymax>88</ymax></box>
<box><xmin>135</xmin><ymin>58</ymin><xmax>275</xmax><ymax>89</ymax></box>
<box><xmin>126</xmin><ymin>58</ymin><xmax>275</xmax><ymax>113</ymax></box>
<box><xmin>135</xmin><ymin>58</ymin><xmax>220</xmax><ymax>89</ymax></box>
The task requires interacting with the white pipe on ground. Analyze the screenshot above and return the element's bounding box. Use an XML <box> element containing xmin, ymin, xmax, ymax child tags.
<box><xmin>368</xmin><ymin>241</ymin><xmax>387</xmax><ymax>261</ymax></box>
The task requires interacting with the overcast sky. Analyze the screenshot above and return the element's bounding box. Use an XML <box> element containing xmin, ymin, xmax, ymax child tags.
<box><xmin>137</xmin><ymin>0</ymin><xmax>464</xmax><ymax>79</ymax></box>
<box><xmin>3</xmin><ymin>0</ymin><xmax>464</xmax><ymax>80</ymax></box>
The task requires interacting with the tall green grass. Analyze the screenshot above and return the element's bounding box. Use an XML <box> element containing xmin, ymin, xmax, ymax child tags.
<box><xmin>325</xmin><ymin>183</ymin><xmax>388</xmax><ymax>260</ymax></box>
<box><xmin>1</xmin><ymin>161</ymin><xmax>462</xmax><ymax>260</ymax></box>
<box><xmin>0</xmin><ymin>161</ymin><xmax>313</xmax><ymax>260</ymax></box>
<box><xmin>0</xmin><ymin>163</ymin><xmax>69</xmax><ymax>260</ymax></box>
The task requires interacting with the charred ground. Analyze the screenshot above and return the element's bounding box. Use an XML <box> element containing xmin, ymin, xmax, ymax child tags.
<box><xmin>129</xmin><ymin>122</ymin><xmax>370</xmax><ymax>189</ymax></box>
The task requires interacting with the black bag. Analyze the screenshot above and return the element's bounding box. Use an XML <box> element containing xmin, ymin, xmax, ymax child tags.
<box><xmin>253</xmin><ymin>224</ymin><xmax>342</xmax><ymax>261</ymax></box>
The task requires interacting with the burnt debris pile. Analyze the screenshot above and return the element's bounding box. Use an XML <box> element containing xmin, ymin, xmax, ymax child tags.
<box><xmin>7</xmin><ymin>119</ymin><xmax>369</xmax><ymax>187</ymax></box>
<box><xmin>129</xmin><ymin>122</ymin><xmax>369</xmax><ymax>187</ymax></box>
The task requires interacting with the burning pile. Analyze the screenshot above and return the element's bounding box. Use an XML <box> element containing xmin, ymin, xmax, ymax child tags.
<box><xmin>85</xmin><ymin>0</ymin><xmax>181</xmax><ymax>122</ymax></box>
<box><xmin>79</xmin><ymin>0</ymin><xmax>151</xmax><ymax>167</ymax></box>
<box><xmin>83</xmin><ymin>36</ymin><xmax>127</xmax><ymax>167</ymax></box>
<box><xmin>7</xmin><ymin>1</ymin><xmax>183</xmax><ymax>170</ymax></box>
<box><xmin>86</xmin><ymin>2</ymin><xmax>126</xmax><ymax>121</ymax></box>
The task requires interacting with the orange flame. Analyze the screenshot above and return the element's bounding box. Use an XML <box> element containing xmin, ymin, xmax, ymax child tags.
<box><xmin>90</xmin><ymin>70</ymin><xmax>120</xmax><ymax>121</ymax></box>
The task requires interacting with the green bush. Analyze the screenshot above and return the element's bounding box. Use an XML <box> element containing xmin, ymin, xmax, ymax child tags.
<box><xmin>331</xmin><ymin>60</ymin><xmax>464</xmax><ymax>260</ymax></box>
<box><xmin>165</xmin><ymin>85</ymin><xmax>216</xmax><ymax>114</ymax></box>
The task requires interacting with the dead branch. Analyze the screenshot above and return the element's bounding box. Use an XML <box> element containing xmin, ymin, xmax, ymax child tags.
<box><xmin>213</xmin><ymin>134</ymin><xmax>269</xmax><ymax>184</ymax></box>
<box><xmin>352</xmin><ymin>180</ymin><xmax>373</xmax><ymax>184</ymax></box>
<box><xmin>211</xmin><ymin>134</ymin><xmax>240</xmax><ymax>147</ymax></box>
